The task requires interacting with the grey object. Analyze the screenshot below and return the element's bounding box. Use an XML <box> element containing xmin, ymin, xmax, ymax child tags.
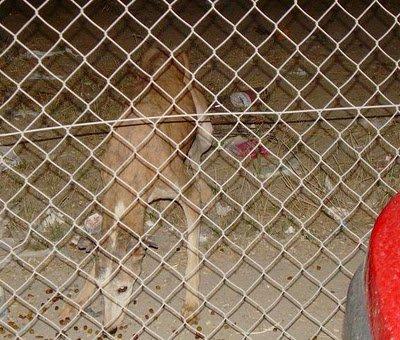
<box><xmin>0</xmin><ymin>146</ymin><xmax>21</xmax><ymax>171</ymax></box>
<box><xmin>343</xmin><ymin>264</ymin><xmax>372</xmax><ymax>340</ymax></box>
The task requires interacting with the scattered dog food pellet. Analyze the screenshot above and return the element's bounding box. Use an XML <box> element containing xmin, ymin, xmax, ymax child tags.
<box><xmin>74</xmin><ymin>289</ymin><xmax>79</xmax><ymax>293</ymax></box>
<box><xmin>8</xmin><ymin>321</ymin><xmax>19</xmax><ymax>330</ymax></box>
<box><xmin>29</xmin><ymin>329</ymin><xmax>34</xmax><ymax>334</ymax></box>
<box><xmin>287</xmin><ymin>276</ymin><xmax>293</xmax><ymax>280</ymax></box>
<box><xmin>196</xmin><ymin>326</ymin><xmax>202</xmax><ymax>332</ymax></box>
<box><xmin>55</xmin><ymin>306</ymin><xmax>59</xmax><ymax>311</ymax></box>
<box><xmin>53</xmin><ymin>296</ymin><xmax>62</xmax><ymax>303</ymax></box>
<box><xmin>117</xmin><ymin>286</ymin><xmax>127</xmax><ymax>293</ymax></box>
<box><xmin>133</xmin><ymin>300</ymin><xmax>137</xmax><ymax>305</ymax></box>
<box><xmin>83</xmin><ymin>325</ymin><xmax>88</xmax><ymax>331</ymax></box>
<box><xmin>144</xmin><ymin>314</ymin><xmax>149</xmax><ymax>320</ymax></box>
<box><xmin>155</xmin><ymin>285</ymin><xmax>161</xmax><ymax>290</ymax></box>
<box><xmin>210</xmin><ymin>310</ymin><xmax>215</xmax><ymax>315</ymax></box>
<box><xmin>45</xmin><ymin>288</ymin><xmax>53</xmax><ymax>294</ymax></box>
<box><xmin>316</xmin><ymin>265</ymin><xmax>321</xmax><ymax>270</ymax></box>
<box><xmin>149</xmin><ymin>308</ymin><xmax>154</xmax><ymax>314</ymax></box>
<box><xmin>87</xmin><ymin>328</ymin><xmax>93</xmax><ymax>334</ymax></box>
<box><xmin>74</xmin><ymin>326</ymin><xmax>78</xmax><ymax>331</ymax></box>
<box><xmin>27</xmin><ymin>294</ymin><xmax>34</xmax><ymax>298</ymax></box>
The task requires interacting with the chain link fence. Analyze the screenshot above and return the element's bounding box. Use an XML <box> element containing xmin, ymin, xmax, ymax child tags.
<box><xmin>0</xmin><ymin>0</ymin><xmax>399</xmax><ymax>339</ymax></box>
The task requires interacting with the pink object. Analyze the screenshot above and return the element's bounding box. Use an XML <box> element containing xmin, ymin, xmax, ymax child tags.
<box><xmin>232</xmin><ymin>139</ymin><xmax>269</xmax><ymax>159</ymax></box>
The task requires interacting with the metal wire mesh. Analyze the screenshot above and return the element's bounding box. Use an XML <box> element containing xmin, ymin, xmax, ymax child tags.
<box><xmin>0</xmin><ymin>0</ymin><xmax>399</xmax><ymax>339</ymax></box>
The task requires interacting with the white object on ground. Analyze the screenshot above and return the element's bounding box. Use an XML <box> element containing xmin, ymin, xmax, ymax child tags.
<box><xmin>69</xmin><ymin>213</ymin><xmax>102</xmax><ymax>248</ymax></box>
<box><xmin>289</xmin><ymin>67</ymin><xmax>307</xmax><ymax>77</ymax></box>
<box><xmin>12</xmin><ymin>109</ymin><xmax>40</xmax><ymax>119</ymax></box>
<box><xmin>216</xmin><ymin>202</ymin><xmax>232</xmax><ymax>217</ymax></box>
<box><xmin>327</xmin><ymin>206</ymin><xmax>350</xmax><ymax>224</ymax></box>
<box><xmin>0</xmin><ymin>146</ymin><xmax>21</xmax><ymax>171</ymax></box>
<box><xmin>40</xmin><ymin>208</ymin><xmax>65</xmax><ymax>233</ymax></box>
<box><xmin>22</xmin><ymin>48</ymin><xmax>80</xmax><ymax>59</ymax></box>
<box><xmin>28</xmin><ymin>71</ymin><xmax>65</xmax><ymax>81</ymax></box>
<box><xmin>285</xmin><ymin>226</ymin><xmax>295</xmax><ymax>235</ymax></box>
<box><xmin>145</xmin><ymin>220</ymin><xmax>155</xmax><ymax>228</ymax></box>
<box><xmin>83</xmin><ymin>213</ymin><xmax>102</xmax><ymax>235</ymax></box>
<box><xmin>324</xmin><ymin>176</ymin><xmax>334</xmax><ymax>192</ymax></box>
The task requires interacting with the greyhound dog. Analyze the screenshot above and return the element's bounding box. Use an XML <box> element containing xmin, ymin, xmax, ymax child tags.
<box><xmin>60</xmin><ymin>48</ymin><xmax>213</xmax><ymax>333</ymax></box>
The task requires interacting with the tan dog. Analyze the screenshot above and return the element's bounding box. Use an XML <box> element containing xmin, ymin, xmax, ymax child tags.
<box><xmin>60</xmin><ymin>48</ymin><xmax>213</xmax><ymax>333</ymax></box>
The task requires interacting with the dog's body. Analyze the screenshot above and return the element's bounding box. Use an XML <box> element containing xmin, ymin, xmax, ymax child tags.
<box><xmin>60</xmin><ymin>48</ymin><xmax>213</xmax><ymax>331</ymax></box>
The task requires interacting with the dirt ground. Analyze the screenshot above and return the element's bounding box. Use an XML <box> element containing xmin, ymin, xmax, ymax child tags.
<box><xmin>0</xmin><ymin>0</ymin><xmax>399</xmax><ymax>339</ymax></box>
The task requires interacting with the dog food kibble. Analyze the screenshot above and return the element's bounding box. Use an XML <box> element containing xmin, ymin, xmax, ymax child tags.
<box><xmin>210</xmin><ymin>310</ymin><xmax>215</xmax><ymax>315</ymax></box>
<box><xmin>74</xmin><ymin>326</ymin><xmax>78</xmax><ymax>331</ymax></box>
<box><xmin>74</xmin><ymin>289</ymin><xmax>79</xmax><ymax>293</ymax></box>
<box><xmin>155</xmin><ymin>285</ymin><xmax>161</xmax><ymax>290</ymax></box>
<box><xmin>287</xmin><ymin>276</ymin><xmax>293</xmax><ymax>280</ymax></box>
<box><xmin>87</xmin><ymin>328</ymin><xmax>93</xmax><ymax>334</ymax></box>
<box><xmin>197</xmin><ymin>326</ymin><xmax>202</xmax><ymax>332</ymax></box>
<box><xmin>8</xmin><ymin>321</ymin><xmax>19</xmax><ymax>330</ymax></box>
<box><xmin>52</xmin><ymin>296</ymin><xmax>61</xmax><ymax>302</ymax></box>
<box><xmin>149</xmin><ymin>308</ymin><xmax>154</xmax><ymax>314</ymax></box>
<box><xmin>29</xmin><ymin>329</ymin><xmax>34</xmax><ymax>334</ymax></box>
<box><xmin>83</xmin><ymin>325</ymin><xmax>88</xmax><ymax>330</ymax></box>
<box><xmin>55</xmin><ymin>306</ymin><xmax>59</xmax><ymax>310</ymax></box>
<box><xmin>45</xmin><ymin>288</ymin><xmax>53</xmax><ymax>294</ymax></box>
<box><xmin>133</xmin><ymin>300</ymin><xmax>137</xmax><ymax>305</ymax></box>
<box><xmin>316</xmin><ymin>265</ymin><xmax>321</xmax><ymax>270</ymax></box>
<box><xmin>144</xmin><ymin>314</ymin><xmax>149</xmax><ymax>320</ymax></box>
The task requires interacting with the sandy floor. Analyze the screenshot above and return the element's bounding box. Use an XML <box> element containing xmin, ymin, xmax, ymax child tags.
<box><xmin>0</xmin><ymin>0</ymin><xmax>400</xmax><ymax>339</ymax></box>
